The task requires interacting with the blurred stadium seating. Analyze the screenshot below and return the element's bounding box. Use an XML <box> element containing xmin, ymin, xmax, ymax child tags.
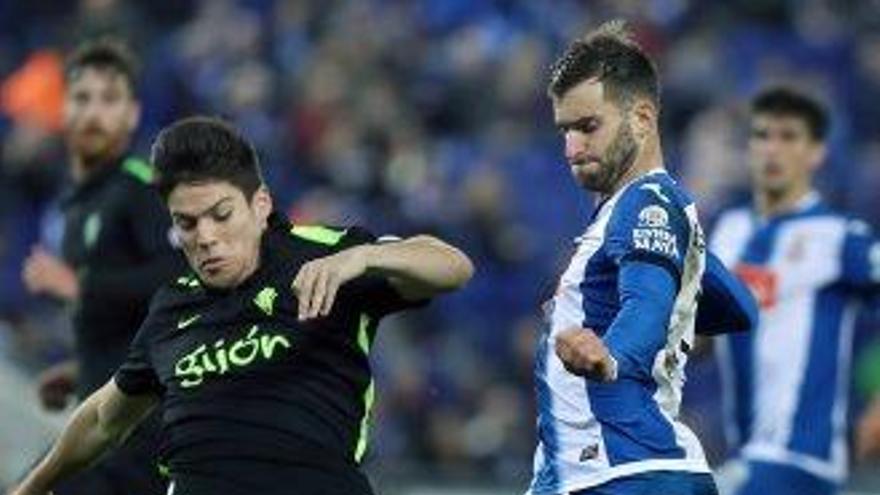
<box><xmin>2</xmin><ymin>0</ymin><xmax>880</xmax><ymax>492</ymax></box>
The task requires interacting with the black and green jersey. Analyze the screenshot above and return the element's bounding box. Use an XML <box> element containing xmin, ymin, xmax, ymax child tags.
<box><xmin>61</xmin><ymin>156</ymin><xmax>185</xmax><ymax>397</ymax></box>
<box><xmin>114</xmin><ymin>213</ymin><xmax>425</xmax><ymax>494</ymax></box>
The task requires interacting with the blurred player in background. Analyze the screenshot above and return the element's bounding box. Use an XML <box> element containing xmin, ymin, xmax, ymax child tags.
<box><xmin>19</xmin><ymin>38</ymin><xmax>184</xmax><ymax>495</ymax></box>
<box><xmin>528</xmin><ymin>20</ymin><xmax>756</xmax><ymax>495</ymax></box>
<box><xmin>10</xmin><ymin>116</ymin><xmax>473</xmax><ymax>495</ymax></box>
<box><xmin>711</xmin><ymin>87</ymin><xmax>880</xmax><ymax>495</ymax></box>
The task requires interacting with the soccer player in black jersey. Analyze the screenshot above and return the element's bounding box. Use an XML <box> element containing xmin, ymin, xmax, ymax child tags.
<box><xmin>20</xmin><ymin>38</ymin><xmax>183</xmax><ymax>495</ymax></box>
<box><xmin>11</xmin><ymin>116</ymin><xmax>474</xmax><ymax>495</ymax></box>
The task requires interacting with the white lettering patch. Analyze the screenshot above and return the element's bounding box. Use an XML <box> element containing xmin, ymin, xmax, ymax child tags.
<box><xmin>633</xmin><ymin>228</ymin><xmax>680</xmax><ymax>259</ymax></box>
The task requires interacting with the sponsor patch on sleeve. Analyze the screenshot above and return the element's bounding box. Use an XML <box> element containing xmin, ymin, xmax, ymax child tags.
<box><xmin>632</xmin><ymin>204</ymin><xmax>680</xmax><ymax>259</ymax></box>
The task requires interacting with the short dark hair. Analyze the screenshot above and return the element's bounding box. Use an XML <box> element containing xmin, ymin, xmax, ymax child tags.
<box><xmin>66</xmin><ymin>37</ymin><xmax>139</xmax><ymax>95</ymax></box>
<box><xmin>151</xmin><ymin>116</ymin><xmax>264</xmax><ymax>201</ymax></box>
<box><xmin>751</xmin><ymin>87</ymin><xmax>829</xmax><ymax>141</ymax></box>
<box><xmin>548</xmin><ymin>20</ymin><xmax>659</xmax><ymax>109</ymax></box>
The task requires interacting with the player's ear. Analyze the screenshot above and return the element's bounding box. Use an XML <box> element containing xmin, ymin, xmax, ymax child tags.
<box><xmin>630</xmin><ymin>98</ymin><xmax>656</xmax><ymax>142</ymax></box>
<box><xmin>251</xmin><ymin>186</ymin><xmax>273</xmax><ymax>229</ymax></box>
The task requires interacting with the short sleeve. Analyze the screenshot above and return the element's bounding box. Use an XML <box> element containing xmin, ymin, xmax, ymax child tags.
<box><xmin>605</xmin><ymin>184</ymin><xmax>692</xmax><ymax>282</ymax></box>
<box><xmin>114</xmin><ymin>307</ymin><xmax>164</xmax><ymax>396</ymax></box>
<box><xmin>841</xmin><ymin>220</ymin><xmax>880</xmax><ymax>291</ymax></box>
<box><xmin>338</xmin><ymin>226</ymin><xmax>430</xmax><ymax>318</ymax></box>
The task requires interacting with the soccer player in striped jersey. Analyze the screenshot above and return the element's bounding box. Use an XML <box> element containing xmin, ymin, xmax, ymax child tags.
<box><xmin>712</xmin><ymin>87</ymin><xmax>880</xmax><ymax>495</ymax></box>
<box><xmin>528</xmin><ymin>21</ymin><xmax>756</xmax><ymax>495</ymax></box>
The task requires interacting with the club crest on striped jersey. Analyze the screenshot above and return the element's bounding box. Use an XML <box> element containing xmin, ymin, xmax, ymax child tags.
<box><xmin>638</xmin><ymin>205</ymin><xmax>669</xmax><ymax>229</ymax></box>
<box><xmin>633</xmin><ymin>204</ymin><xmax>679</xmax><ymax>259</ymax></box>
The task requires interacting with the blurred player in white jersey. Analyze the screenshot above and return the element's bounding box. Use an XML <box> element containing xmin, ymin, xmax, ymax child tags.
<box><xmin>712</xmin><ymin>87</ymin><xmax>880</xmax><ymax>495</ymax></box>
<box><xmin>528</xmin><ymin>20</ymin><xmax>757</xmax><ymax>495</ymax></box>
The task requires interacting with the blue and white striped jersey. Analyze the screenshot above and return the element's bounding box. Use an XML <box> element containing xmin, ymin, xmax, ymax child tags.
<box><xmin>529</xmin><ymin>170</ymin><xmax>711</xmax><ymax>495</ymax></box>
<box><xmin>712</xmin><ymin>192</ymin><xmax>880</xmax><ymax>483</ymax></box>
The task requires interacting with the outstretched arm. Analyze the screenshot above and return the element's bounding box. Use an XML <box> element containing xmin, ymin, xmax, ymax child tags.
<box><xmin>361</xmin><ymin>235</ymin><xmax>475</xmax><ymax>299</ymax></box>
<box><xmin>10</xmin><ymin>380</ymin><xmax>158</xmax><ymax>495</ymax></box>
<box><xmin>293</xmin><ymin>235</ymin><xmax>474</xmax><ymax>320</ymax></box>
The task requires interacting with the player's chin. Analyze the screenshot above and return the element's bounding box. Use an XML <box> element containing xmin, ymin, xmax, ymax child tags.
<box><xmin>572</xmin><ymin>166</ymin><xmax>604</xmax><ymax>191</ymax></box>
<box><xmin>761</xmin><ymin>178</ymin><xmax>790</xmax><ymax>195</ymax></box>
<box><xmin>198</xmin><ymin>269</ymin><xmax>237</xmax><ymax>289</ymax></box>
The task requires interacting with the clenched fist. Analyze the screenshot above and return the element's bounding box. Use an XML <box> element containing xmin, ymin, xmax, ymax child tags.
<box><xmin>555</xmin><ymin>327</ymin><xmax>618</xmax><ymax>382</ymax></box>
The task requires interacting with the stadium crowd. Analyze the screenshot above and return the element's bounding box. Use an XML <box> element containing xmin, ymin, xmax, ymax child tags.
<box><xmin>1</xmin><ymin>0</ymin><xmax>880</xmax><ymax>489</ymax></box>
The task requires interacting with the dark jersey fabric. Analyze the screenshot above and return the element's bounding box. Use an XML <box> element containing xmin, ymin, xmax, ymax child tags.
<box><xmin>115</xmin><ymin>213</ymin><xmax>424</xmax><ymax>494</ymax></box>
<box><xmin>61</xmin><ymin>156</ymin><xmax>185</xmax><ymax>396</ymax></box>
<box><xmin>57</xmin><ymin>156</ymin><xmax>183</xmax><ymax>495</ymax></box>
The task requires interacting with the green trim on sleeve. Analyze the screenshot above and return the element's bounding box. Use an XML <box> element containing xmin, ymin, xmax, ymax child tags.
<box><xmin>290</xmin><ymin>225</ymin><xmax>347</xmax><ymax>246</ymax></box>
<box><xmin>122</xmin><ymin>157</ymin><xmax>154</xmax><ymax>184</ymax></box>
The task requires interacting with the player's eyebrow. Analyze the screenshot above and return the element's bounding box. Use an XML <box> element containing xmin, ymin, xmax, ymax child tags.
<box><xmin>171</xmin><ymin>196</ymin><xmax>234</xmax><ymax>222</ymax></box>
<box><xmin>555</xmin><ymin>116</ymin><xmax>600</xmax><ymax>132</ymax></box>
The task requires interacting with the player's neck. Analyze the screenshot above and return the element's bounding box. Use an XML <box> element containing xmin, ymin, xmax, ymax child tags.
<box><xmin>71</xmin><ymin>153</ymin><xmax>122</xmax><ymax>183</ymax></box>
<box><xmin>755</xmin><ymin>182</ymin><xmax>813</xmax><ymax>218</ymax></box>
<box><xmin>601</xmin><ymin>138</ymin><xmax>663</xmax><ymax>202</ymax></box>
<box><xmin>234</xmin><ymin>244</ymin><xmax>264</xmax><ymax>288</ymax></box>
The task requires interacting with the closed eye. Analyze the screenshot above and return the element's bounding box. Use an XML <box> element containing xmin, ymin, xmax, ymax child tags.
<box><xmin>213</xmin><ymin>210</ymin><xmax>232</xmax><ymax>222</ymax></box>
<box><xmin>174</xmin><ymin>216</ymin><xmax>196</xmax><ymax>231</ymax></box>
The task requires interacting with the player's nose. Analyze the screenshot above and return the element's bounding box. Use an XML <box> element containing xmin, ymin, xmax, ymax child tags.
<box><xmin>194</xmin><ymin>220</ymin><xmax>220</xmax><ymax>250</ymax></box>
<box><xmin>564</xmin><ymin>132</ymin><xmax>588</xmax><ymax>163</ymax></box>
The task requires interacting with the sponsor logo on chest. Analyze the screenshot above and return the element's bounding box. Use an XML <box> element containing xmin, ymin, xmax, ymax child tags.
<box><xmin>174</xmin><ymin>325</ymin><xmax>292</xmax><ymax>389</ymax></box>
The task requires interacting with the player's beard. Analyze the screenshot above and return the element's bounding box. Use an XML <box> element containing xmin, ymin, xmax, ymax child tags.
<box><xmin>573</xmin><ymin>119</ymin><xmax>639</xmax><ymax>195</ymax></box>
<box><xmin>68</xmin><ymin>125</ymin><xmax>126</xmax><ymax>167</ymax></box>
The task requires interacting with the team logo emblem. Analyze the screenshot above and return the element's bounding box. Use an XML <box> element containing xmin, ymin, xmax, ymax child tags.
<box><xmin>254</xmin><ymin>287</ymin><xmax>278</xmax><ymax>316</ymax></box>
<box><xmin>579</xmin><ymin>443</ymin><xmax>600</xmax><ymax>461</ymax></box>
<box><xmin>638</xmin><ymin>205</ymin><xmax>669</xmax><ymax>229</ymax></box>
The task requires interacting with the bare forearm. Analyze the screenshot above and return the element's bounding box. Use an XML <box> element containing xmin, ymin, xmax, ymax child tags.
<box><xmin>362</xmin><ymin>235</ymin><xmax>473</xmax><ymax>296</ymax></box>
<box><xmin>15</xmin><ymin>382</ymin><xmax>154</xmax><ymax>494</ymax></box>
<box><xmin>18</xmin><ymin>395</ymin><xmax>116</xmax><ymax>492</ymax></box>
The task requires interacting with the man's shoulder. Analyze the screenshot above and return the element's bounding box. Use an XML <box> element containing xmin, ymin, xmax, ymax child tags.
<box><xmin>152</xmin><ymin>274</ymin><xmax>207</xmax><ymax>311</ymax></box>
<box><xmin>118</xmin><ymin>156</ymin><xmax>155</xmax><ymax>186</ymax></box>
<box><xmin>607</xmin><ymin>172</ymin><xmax>693</xmax><ymax>231</ymax></box>
<box><xmin>109</xmin><ymin>156</ymin><xmax>160</xmax><ymax>202</ymax></box>
<box><xmin>279</xmin><ymin>218</ymin><xmax>378</xmax><ymax>255</ymax></box>
<box><xmin>288</xmin><ymin>224</ymin><xmax>357</xmax><ymax>248</ymax></box>
<box><xmin>617</xmin><ymin>172</ymin><xmax>693</xmax><ymax>211</ymax></box>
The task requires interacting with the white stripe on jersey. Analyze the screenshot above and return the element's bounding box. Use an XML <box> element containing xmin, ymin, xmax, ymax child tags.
<box><xmin>652</xmin><ymin>202</ymin><xmax>708</xmax><ymax>463</ymax></box>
